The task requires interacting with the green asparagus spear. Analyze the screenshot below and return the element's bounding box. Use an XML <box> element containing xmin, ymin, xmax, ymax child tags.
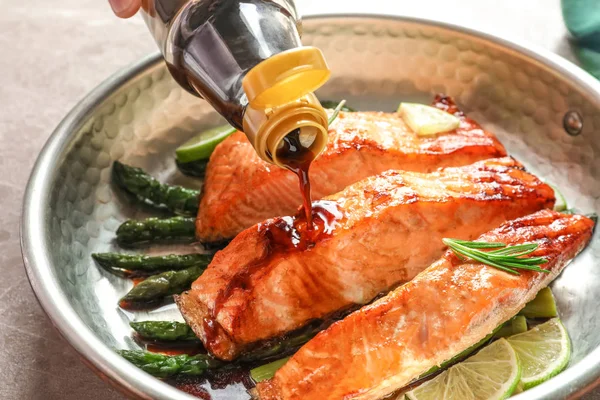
<box><xmin>239</xmin><ymin>325</ymin><xmax>322</xmax><ymax>363</ymax></box>
<box><xmin>120</xmin><ymin>319</ymin><xmax>325</xmax><ymax>378</ymax></box>
<box><xmin>112</xmin><ymin>161</ymin><xmax>200</xmax><ymax>216</ymax></box>
<box><xmin>126</xmin><ymin>318</ymin><xmax>322</xmax><ymax>360</ymax></box>
<box><xmin>116</xmin><ymin>217</ymin><xmax>196</xmax><ymax>247</ymax></box>
<box><xmin>92</xmin><ymin>253</ymin><xmax>211</xmax><ymax>276</ymax></box>
<box><xmin>176</xmin><ymin>159</ymin><xmax>208</xmax><ymax>178</ymax></box>
<box><xmin>121</xmin><ymin>322</ymin><xmax>323</xmax><ymax>379</ymax></box>
<box><xmin>119</xmin><ymin>265</ymin><xmax>205</xmax><ymax>306</ymax></box>
<box><xmin>117</xmin><ymin>350</ymin><xmax>224</xmax><ymax>378</ymax></box>
<box><xmin>518</xmin><ymin>287</ymin><xmax>558</xmax><ymax>318</ymax></box>
<box><xmin>250</xmin><ymin>357</ymin><xmax>290</xmax><ymax>382</ymax></box>
<box><xmin>130</xmin><ymin>321</ymin><xmax>198</xmax><ymax>342</ymax></box>
<box><xmin>320</xmin><ymin>100</ymin><xmax>356</xmax><ymax>112</ymax></box>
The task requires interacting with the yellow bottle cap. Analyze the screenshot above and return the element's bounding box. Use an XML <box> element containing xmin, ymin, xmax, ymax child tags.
<box><xmin>242</xmin><ymin>46</ymin><xmax>331</xmax><ymax>109</ymax></box>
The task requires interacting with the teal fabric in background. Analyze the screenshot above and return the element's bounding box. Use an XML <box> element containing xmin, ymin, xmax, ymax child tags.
<box><xmin>562</xmin><ymin>0</ymin><xmax>600</xmax><ymax>78</ymax></box>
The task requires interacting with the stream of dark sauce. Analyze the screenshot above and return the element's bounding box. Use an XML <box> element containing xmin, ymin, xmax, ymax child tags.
<box><xmin>276</xmin><ymin>128</ymin><xmax>316</xmax><ymax>227</ymax></box>
<box><xmin>138</xmin><ymin>335</ymin><xmax>253</xmax><ymax>399</ymax></box>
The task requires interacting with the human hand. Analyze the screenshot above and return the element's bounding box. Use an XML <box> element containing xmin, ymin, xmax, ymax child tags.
<box><xmin>108</xmin><ymin>0</ymin><xmax>141</xmax><ymax>18</ymax></box>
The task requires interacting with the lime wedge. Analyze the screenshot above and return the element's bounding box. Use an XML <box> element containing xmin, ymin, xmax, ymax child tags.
<box><xmin>518</xmin><ymin>287</ymin><xmax>558</xmax><ymax>319</ymax></box>
<box><xmin>495</xmin><ymin>316</ymin><xmax>528</xmax><ymax>338</ymax></box>
<box><xmin>406</xmin><ymin>338</ymin><xmax>521</xmax><ymax>400</ymax></box>
<box><xmin>175</xmin><ymin>124</ymin><xmax>237</xmax><ymax>163</ymax></box>
<box><xmin>397</xmin><ymin>103</ymin><xmax>460</xmax><ymax>136</ymax></box>
<box><xmin>548</xmin><ymin>184</ymin><xmax>568</xmax><ymax>212</ymax></box>
<box><xmin>507</xmin><ymin>318</ymin><xmax>571</xmax><ymax>390</ymax></box>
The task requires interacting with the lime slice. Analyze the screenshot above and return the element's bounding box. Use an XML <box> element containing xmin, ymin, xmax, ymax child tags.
<box><xmin>507</xmin><ymin>318</ymin><xmax>571</xmax><ymax>390</ymax></box>
<box><xmin>175</xmin><ymin>124</ymin><xmax>237</xmax><ymax>163</ymax></box>
<box><xmin>397</xmin><ymin>103</ymin><xmax>460</xmax><ymax>136</ymax></box>
<box><xmin>548</xmin><ymin>184</ymin><xmax>568</xmax><ymax>212</ymax></box>
<box><xmin>406</xmin><ymin>338</ymin><xmax>521</xmax><ymax>400</ymax></box>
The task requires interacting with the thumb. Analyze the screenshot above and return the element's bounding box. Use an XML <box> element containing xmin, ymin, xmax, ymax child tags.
<box><xmin>109</xmin><ymin>0</ymin><xmax>141</xmax><ymax>18</ymax></box>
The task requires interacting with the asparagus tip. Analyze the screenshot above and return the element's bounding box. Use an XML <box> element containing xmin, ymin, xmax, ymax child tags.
<box><xmin>91</xmin><ymin>252</ymin><xmax>108</xmax><ymax>262</ymax></box>
<box><xmin>111</xmin><ymin>160</ymin><xmax>126</xmax><ymax>183</ymax></box>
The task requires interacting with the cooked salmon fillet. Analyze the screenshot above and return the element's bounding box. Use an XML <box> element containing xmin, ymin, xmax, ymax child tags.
<box><xmin>196</xmin><ymin>95</ymin><xmax>507</xmax><ymax>242</ymax></box>
<box><xmin>257</xmin><ymin>210</ymin><xmax>594</xmax><ymax>400</ymax></box>
<box><xmin>177</xmin><ymin>157</ymin><xmax>555</xmax><ymax>360</ymax></box>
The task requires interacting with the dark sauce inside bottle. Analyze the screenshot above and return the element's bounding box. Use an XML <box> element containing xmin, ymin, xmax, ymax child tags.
<box><xmin>167</xmin><ymin>0</ymin><xmax>301</xmax><ymax>130</ymax></box>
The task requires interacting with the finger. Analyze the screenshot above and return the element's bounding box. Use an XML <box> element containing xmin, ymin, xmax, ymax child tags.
<box><xmin>109</xmin><ymin>0</ymin><xmax>142</xmax><ymax>18</ymax></box>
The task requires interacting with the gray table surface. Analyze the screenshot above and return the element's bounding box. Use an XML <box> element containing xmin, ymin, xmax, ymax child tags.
<box><xmin>1</xmin><ymin>0</ymin><xmax>598</xmax><ymax>398</ymax></box>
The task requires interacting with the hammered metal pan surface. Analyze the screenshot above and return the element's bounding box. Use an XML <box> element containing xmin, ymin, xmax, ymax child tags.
<box><xmin>21</xmin><ymin>15</ymin><xmax>600</xmax><ymax>400</ymax></box>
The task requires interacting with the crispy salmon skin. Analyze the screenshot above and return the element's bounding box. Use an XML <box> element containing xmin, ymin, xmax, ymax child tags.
<box><xmin>257</xmin><ymin>210</ymin><xmax>594</xmax><ymax>400</ymax></box>
<box><xmin>177</xmin><ymin>157</ymin><xmax>554</xmax><ymax>360</ymax></box>
<box><xmin>196</xmin><ymin>95</ymin><xmax>506</xmax><ymax>242</ymax></box>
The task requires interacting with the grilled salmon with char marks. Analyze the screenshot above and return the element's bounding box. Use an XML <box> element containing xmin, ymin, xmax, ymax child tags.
<box><xmin>177</xmin><ymin>157</ymin><xmax>555</xmax><ymax>360</ymax></box>
<box><xmin>196</xmin><ymin>95</ymin><xmax>506</xmax><ymax>243</ymax></box>
<box><xmin>257</xmin><ymin>210</ymin><xmax>594</xmax><ymax>400</ymax></box>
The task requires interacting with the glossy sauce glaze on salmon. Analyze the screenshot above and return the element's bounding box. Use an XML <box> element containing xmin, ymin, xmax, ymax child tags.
<box><xmin>256</xmin><ymin>210</ymin><xmax>594</xmax><ymax>400</ymax></box>
<box><xmin>177</xmin><ymin>157</ymin><xmax>555</xmax><ymax>360</ymax></box>
<box><xmin>196</xmin><ymin>95</ymin><xmax>507</xmax><ymax>243</ymax></box>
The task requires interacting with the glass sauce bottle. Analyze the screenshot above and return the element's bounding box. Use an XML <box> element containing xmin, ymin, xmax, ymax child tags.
<box><xmin>141</xmin><ymin>0</ymin><xmax>330</xmax><ymax>223</ymax></box>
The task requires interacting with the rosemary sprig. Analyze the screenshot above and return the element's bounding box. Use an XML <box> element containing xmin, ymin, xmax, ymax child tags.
<box><xmin>328</xmin><ymin>100</ymin><xmax>347</xmax><ymax>125</ymax></box>
<box><xmin>443</xmin><ymin>238</ymin><xmax>549</xmax><ymax>275</ymax></box>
